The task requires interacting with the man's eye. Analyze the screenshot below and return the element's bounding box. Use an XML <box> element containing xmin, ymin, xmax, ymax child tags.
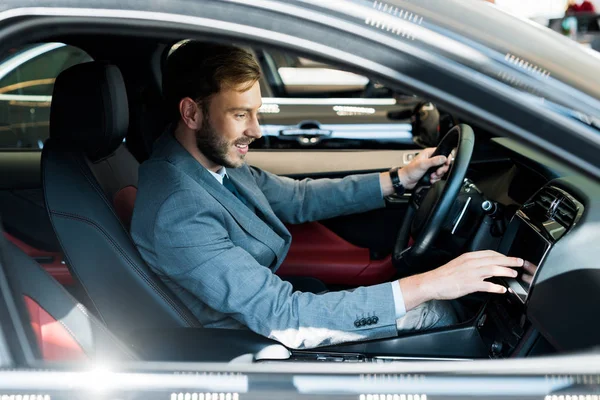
<box><xmin>235</xmin><ymin>113</ymin><xmax>247</xmax><ymax>119</ymax></box>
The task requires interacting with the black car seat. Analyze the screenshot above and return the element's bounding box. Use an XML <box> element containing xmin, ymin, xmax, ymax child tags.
<box><xmin>1</xmin><ymin>235</ymin><xmax>136</xmax><ymax>362</ymax></box>
<box><xmin>122</xmin><ymin>43</ymin><xmax>171</xmax><ymax>163</ymax></box>
<box><xmin>41</xmin><ymin>61</ymin><xmax>200</xmax><ymax>346</ymax></box>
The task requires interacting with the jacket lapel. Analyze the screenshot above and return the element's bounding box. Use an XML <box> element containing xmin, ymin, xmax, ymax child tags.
<box><xmin>227</xmin><ymin>167</ymin><xmax>291</xmax><ymax>239</ymax></box>
<box><xmin>156</xmin><ymin>133</ymin><xmax>289</xmax><ymax>265</ymax></box>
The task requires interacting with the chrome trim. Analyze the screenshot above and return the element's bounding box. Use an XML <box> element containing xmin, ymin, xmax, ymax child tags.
<box><xmin>0</xmin><ymin>370</ymin><xmax>249</xmax><ymax>392</ymax></box>
<box><xmin>371</xmin><ymin>356</ymin><xmax>472</xmax><ymax>362</ymax></box>
<box><xmin>292</xmin><ymin>374</ymin><xmax>571</xmax><ymax>396</ymax></box>
<box><xmin>260</xmin><ymin>123</ymin><xmax>412</xmax><ymax>141</ymax></box>
<box><xmin>402</xmin><ymin>151</ymin><xmax>419</xmax><ymax>165</ymax></box>
<box><xmin>451</xmin><ymin>196</ymin><xmax>471</xmax><ymax>235</ymax></box>
<box><xmin>521</xmin><ymin>185</ymin><xmax>585</xmax><ymax>240</ymax></box>
<box><xmin>547</xmin><ymin>185</ymin><xmax>585</xmax><ymax>231</ymax></box>
<box><xmin>0</xmin><ymin>94</ymin><xmax>51</xmax><ymax>102</ymax></box>
<box><xmin>0</xmin><ymin>42</ymin><xmax>64</xmax><ymax>81</ymax></box>
<box><xmin>262</xmin><ymin>97</ymin><xmax>396</xmax><ymax>105</ymax></box>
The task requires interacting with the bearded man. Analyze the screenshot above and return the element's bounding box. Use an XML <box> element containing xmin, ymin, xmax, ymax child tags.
<box><xmin>131</xmin><ymin>41</ymin><xmax>523</xmax><ymax>350</ymax></box>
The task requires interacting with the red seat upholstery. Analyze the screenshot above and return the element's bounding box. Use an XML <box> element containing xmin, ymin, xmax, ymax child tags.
<box><xmin>3</xmin><ymin>237</ymin><xmax>136</xmax><ymax>362</ymax></box>
<box><xmin>24</xmin><ymin>295</ymin><xmax>89</xmax><ymax>361</ymax></box>
<box><xmin>113</xmin><ymin>185</ymin><xmax>138</xmax><ymax>230</ymax></box>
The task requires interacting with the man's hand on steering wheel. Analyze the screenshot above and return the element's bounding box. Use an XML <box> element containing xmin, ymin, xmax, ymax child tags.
<box><xmin>399</xmin><ymin>147</ymin><xmax>452</xmax><ymax>189</ymax></box>
<box><xmin>380</xmin><ymin>147</ymin><xmax>452</xmax><ymax>196</ymax></box>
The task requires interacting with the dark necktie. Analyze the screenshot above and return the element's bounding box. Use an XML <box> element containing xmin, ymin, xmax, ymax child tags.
<box><xmin>223</xmin><ymin>174</ymin><xmax>265</xmax><ymax>220</ymax></box>
<box><xmin>222</xmin><ymin>175</ymin><xmax>250</xmax><ymax>207</ymax></box>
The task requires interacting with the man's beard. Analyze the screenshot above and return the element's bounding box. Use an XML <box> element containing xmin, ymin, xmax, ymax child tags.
<box><xmin>195</xmin><ymin>114</ymin><xmax>253</xmax><ymax>169</ymax></box>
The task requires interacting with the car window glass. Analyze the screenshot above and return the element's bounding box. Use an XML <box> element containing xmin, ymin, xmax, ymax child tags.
<box><xmin>0</xmin><ymin>43</ymin><xmax>93</xmax><ymax>149</ymax></box>
<box><xmin>255</xmin><ymin>48</ymin><xmax>420</xmax><ymax>150</ymax></box>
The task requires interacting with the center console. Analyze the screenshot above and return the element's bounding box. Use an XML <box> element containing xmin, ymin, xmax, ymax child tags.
<box><xmin>474</xmin><ymin>185</ymin><xmax>583</xmax><ymax>358</ymax></box>
<box><xmin>499</xmin><ymin>185</ymin><xmax>582</xmax><ymax>303</ymax></box>
<box><xmin>289</xmin><ymin>185</ymin><xmax>583</xmax><ymax>362</ymax></box>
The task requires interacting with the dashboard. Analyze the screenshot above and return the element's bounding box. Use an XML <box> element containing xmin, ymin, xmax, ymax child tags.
<box><xmin>475</xmin><ymin>137</ymin><xmax>600</xmax><ymax>354</ymax></box>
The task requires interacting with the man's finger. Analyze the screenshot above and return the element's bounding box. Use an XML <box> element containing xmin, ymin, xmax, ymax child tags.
<box><xmin>481</xmin><ymin>265</ymin><xmax>519</xmax><ymax>279</ymax></box>
<box><xmin>480</xmin><ymin>282</ymin><xmax>508</xmax><ymax>294</ymax></box>
<box><xmin>435</xmin><ymin>165</ymin><xmax>448</xmax><ymax>176</ymax></box>
<box><xmin>474</xmin><ymin>255</ymin><xmax>524</xmax><ymax>268</ymax></box>
<box><xmin>420</xmin><ymin>147</ymin><xmax>436</xmax><ymax>158</ymax></box>
<box><xmin>425</xmin><ymin>155</ymin><xmax>447</xmax><ymax>169</ymax></box>
<box><xmin>464</xmin><ymin>250</ymin><xmax>505</xmax><ymax>259</ymax></box>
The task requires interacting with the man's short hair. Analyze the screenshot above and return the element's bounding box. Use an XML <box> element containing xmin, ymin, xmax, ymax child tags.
<box><xmin>163</xmin><ymin>40</ymin><xmax>261</xmax><ymax>120</ymax></box>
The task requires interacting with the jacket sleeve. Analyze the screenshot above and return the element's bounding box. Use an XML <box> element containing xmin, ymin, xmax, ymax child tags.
<box><xmin>249</xmin><ymin>166</ymin><xmax>385</xmax><ymax>224</ymax></box>
<box><xmin>154</xmin><ymin>189</ymin><xmax>398</xmax><ymax>349</ymax></box>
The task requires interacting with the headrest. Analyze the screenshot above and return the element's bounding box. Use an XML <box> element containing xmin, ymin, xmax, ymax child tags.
<box><xmin>50</xmin><ymin>62</ymin><xmax>129</xmax><ymax>162</ymax></box>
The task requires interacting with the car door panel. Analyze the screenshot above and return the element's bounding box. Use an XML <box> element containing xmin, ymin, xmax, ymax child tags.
<box><xmin>250</xmin><ymin>151</ymin><xmax>412</xmax><ymax>286</ymax></box>
<box><xmin>246</xmin><ymin>149</ymin><xmax>419</xmax><ymax>175</ymax></box>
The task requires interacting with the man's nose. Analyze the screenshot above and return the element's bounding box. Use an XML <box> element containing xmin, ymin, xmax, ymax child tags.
<box><xmin>245</xmin><ymin>114</ymin><xmax>262</xmax><ymax>139</ymax></box>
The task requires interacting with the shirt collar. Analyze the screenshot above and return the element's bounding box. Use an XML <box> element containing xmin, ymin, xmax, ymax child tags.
<box><xmin>207</xmin><ymin>166</ymin><xmax>227</xmax><ymax>185</ymax></box>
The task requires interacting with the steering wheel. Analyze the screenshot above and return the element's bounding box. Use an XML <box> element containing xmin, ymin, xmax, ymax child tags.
<box><xmin>393</xmin><ymin>124</ymin><xmax>475</xmax><ymax>270</ymax></box>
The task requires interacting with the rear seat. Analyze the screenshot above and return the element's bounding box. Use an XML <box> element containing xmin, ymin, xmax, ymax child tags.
<box><xmin>2</xmin><ymin>236</ymin><xmax>136</xmax><ymax>362</ymax></box>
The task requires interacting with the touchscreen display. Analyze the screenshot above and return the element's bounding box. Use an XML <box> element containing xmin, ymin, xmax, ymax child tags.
<box><xmin>500</xmin><ymin>216</ymin><xmax>551</xmax><ymax>301</ymax></box>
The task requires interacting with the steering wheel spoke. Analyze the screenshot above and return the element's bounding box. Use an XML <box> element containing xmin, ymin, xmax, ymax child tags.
<box><xmin>412</xmin><ymin>185</ymin><xmax>430</xmax><ymax>209</ymax></box>
<box><xmin>393</xmin><ymin>124</ymin><xmax>475</xmax><ymax>270</ymax></box>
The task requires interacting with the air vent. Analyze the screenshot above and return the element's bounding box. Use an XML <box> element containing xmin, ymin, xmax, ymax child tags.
<box><xmin>554</xmin><ymin>199</ymin><xmax>578</xmax><ymax>228</ymax></box>
<box><xmin>526</xmin><ymin>187</ymin><xmax>581</xmax><ymax>230</ymax></box>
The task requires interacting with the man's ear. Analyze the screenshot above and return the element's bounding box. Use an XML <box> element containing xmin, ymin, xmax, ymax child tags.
<box><xmin>179</xmin><ymin>97</ymin><xmax>203</xmax><ymax>130</ymax></box>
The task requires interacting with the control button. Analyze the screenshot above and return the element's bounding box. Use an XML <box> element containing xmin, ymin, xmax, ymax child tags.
<box><xmin>491</xmin><ymin>340</ymin><xmax>503</xmax><ymax>356</ymax></box>
<box><xmin>482</xmin><ymin>200</ymin><xmax>493</xmax><ymax>212</ymax></box>
<box><xmin>477</xmin><ymin>314</ymin><xmax>487</xmax><ymax>329</ymax></box>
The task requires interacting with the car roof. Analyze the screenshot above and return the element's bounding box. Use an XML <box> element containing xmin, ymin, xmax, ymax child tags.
<box><xmin>294</xmin><ymin>0</ymin><xmax>600</xmax><ymax>102</ymax></box>
<box><xmin>2</xmin><ymin>0</ymin><xmax>596</xmax><ymax>101</ymax></box>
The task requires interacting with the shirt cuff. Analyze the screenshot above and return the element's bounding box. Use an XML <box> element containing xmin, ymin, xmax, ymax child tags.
<box><xmin>390</xmin><ymin>281</ymin><xmax>407</xmax><ymax>319</ymax></box>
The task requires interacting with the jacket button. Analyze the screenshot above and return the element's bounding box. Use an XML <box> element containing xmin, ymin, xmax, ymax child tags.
<box><xmin>366</xmin><ymin>317</ymin><xmax>374</xmax><ymax>325</ymax></box>
<box><xmin>354</xmin><ymin>320</ymin><xmax>361</xmax><ymax>327</ymax></box>
<box><xmin>373</xmin><ymin>316</ymin><xmax>379</xmax><ymax>324</ymax></box>
<box><xmin>359</xmin><ymin>318</ymin><xmax>367</xmax><ymax>326</ymax></box>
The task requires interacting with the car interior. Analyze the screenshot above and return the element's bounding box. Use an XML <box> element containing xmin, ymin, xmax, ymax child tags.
<box><xmin>0</xmin><ymin>31</ymin><xmax>598</xmax><ymax>365</ymax></box>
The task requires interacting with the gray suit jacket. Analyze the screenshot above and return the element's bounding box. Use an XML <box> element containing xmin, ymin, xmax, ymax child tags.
<box><xmin>131</xmin><ymin>132</ymin><xmax>398</xmax><ymax>349</ymax></box>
